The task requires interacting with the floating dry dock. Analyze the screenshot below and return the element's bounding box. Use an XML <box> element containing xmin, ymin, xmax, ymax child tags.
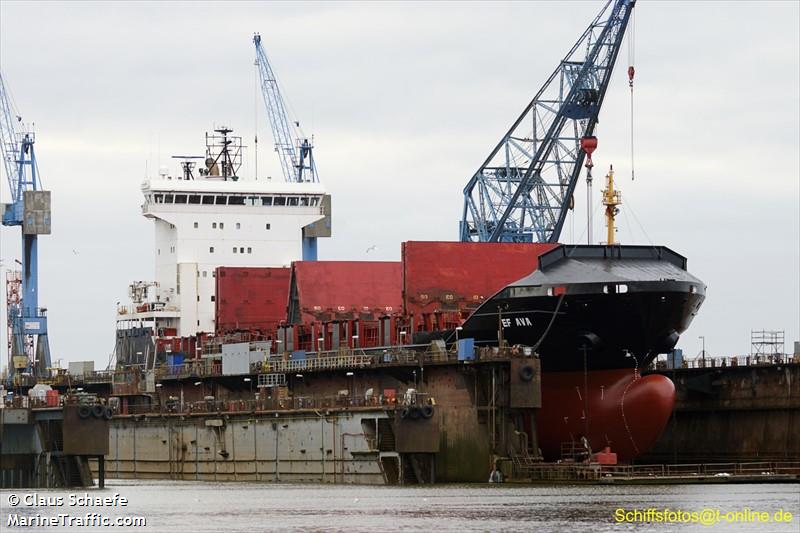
<box><xmin>80</xmin><ymin>346</ymin><xmax>544</xmax><ymax>484</ymax></box>
<box><xmin>10</xmin><ymin>349</ymin><xmax>799</xmax><ymax>486</ymax></box>
<box><xmin>1</xmin><ymin>402</ymin><xmax>109</xmax><ymax>489</ymax></box>
<box><xmin>643</xmin><ymin>356</ymin><xmax>800</xmax><ymax>463</ymax></box>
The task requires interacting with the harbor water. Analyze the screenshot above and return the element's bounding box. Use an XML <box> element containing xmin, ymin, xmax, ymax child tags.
<box><xmin>2</xmin><ymin>481</ymin><xmax>798</xmax><ymax>532</ymax></box>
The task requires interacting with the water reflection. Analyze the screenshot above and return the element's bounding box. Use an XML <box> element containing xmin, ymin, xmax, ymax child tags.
<box><xmin>2</xmin><ymin>481</ymin><xmax>798</xmax><ymax>532</ymax></box>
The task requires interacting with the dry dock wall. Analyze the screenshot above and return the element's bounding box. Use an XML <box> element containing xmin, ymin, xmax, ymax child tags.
<box><xmin>425</xmin><ymin>367</ymin><xmax>492</xmax><ymax>482</ymax></box>
<box><xmin>643</xmin><ymin>363</ymin><xmax>800</xmax><ymax>463</ymax></box>
<box><xmin>102</xmin><ymin>411</ymin><xmax>390</xmax><ymax>484</ymax></box>
<box><xmin>1</xmin><ymin>406</ymin><xmax>106</xmax><ymax>489</ymax></box>
<box><xmin>94</xmin><ymin>358</ymin><xmax>535</xmax><ymax>484</ymax></box>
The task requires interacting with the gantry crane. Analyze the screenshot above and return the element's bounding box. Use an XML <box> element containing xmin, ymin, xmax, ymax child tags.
<box><xmin>0</xmin><ymin>71</ymin><xmax>52</xmax><ymax>383</ymax></box>
<box><xmin>460</xmin><ymin>0</ymin><xmax>635</xmax><ymax>243</ymax></box>
<box><xmin>253</xmin><ymin>33</ymin><xmax>318</xmax><ymax>183</ymax></box>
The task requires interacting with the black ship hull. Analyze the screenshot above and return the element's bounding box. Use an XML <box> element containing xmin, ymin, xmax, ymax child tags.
<box><xmin>458</xmin><ymin>245</ymin><xmax>706</xmax><ymax>373</ymax></box>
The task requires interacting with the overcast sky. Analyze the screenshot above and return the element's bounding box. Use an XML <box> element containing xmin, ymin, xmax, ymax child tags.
<box><xmin>0</xmin><ymin>0</ymin><xmax>798</xmax><ymax>370</ymax></box>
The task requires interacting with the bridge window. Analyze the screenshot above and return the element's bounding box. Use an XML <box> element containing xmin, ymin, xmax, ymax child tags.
<box><xmin>188</xmin><ymin>195</ymin><xmax>201</xmax><ymax>204</ymax></box>
<box><xmin>265</xmin><ymin>223</ymin><xmax>271</xmax><ymax>230</ymax></box>
<box><xmin>229</xmin><ymin>196</ymin><xmax>245</xmax><ymax>206</ymax></box>
<box><xmin>212</xmin><ymin>222</ymin><xmax>217</xmax><ymax>229</ymax></box>
<box><xmin>209</xmin><ymin>247</ymin><xmax>215</xmax><ymax>253</ymax></box>
<box><xmin>174</xmin><ymin>195</ymin><xmax>187</xmax><ymax>204</ymax></box>
<box><xmin>236</xmin><ymin>222</ymin><xmax>241</xmax><ymax>229</ymax></box>
<box><xmin>219</xmin><ymin>222</ymin><xmax>224</xmax><ymax>229</ymax></box>
<box><xmin>202</xmin><ymin>196</ymin><xmax>214</xmax><ymax>205</ymax></box>
<box><xmin>233</xmin><ymin>247</ymin><xmax>237</xmax><ymax>254</ymax></box>
<box><xmin>287</xmin><ymin>197</ymin><xmax>299</xmax><ymax>206</ymax></box>
<box><xmin>193</xmin><ymin>222</ymin><xmax>198</xmax><ymax>228</ymax></box>
<box><xmin>164</xmin><ymin>194</ymin><xmax>174</xmax><ymax>203</ymax></box>
<box><xmin>247</xmin><ymin>247</ymin><xmax>252</xmax><ymax>254</ymax></box>
<box><xmin>215</xmin><ymin>195</ymin><xmax>227</xmax><ymax>205</ymax></box>
<box><xmin>261</xmin><ymin>196</ymin><xmax>273</xmax><ymax>206</ymax></box>
<box><xmin>274</xmin><ymin>197</ymin><xmax>286</xmax><ymax>206</ymax></box>
<box><xmin>154</xmin><ymin>194</ymin><xmax>164</xmax><ymax>204</ymax></box>
<box><xmin>300</xmin><ymin>197</ymin><xmax>309</xmax><ymax>206</ymax></box>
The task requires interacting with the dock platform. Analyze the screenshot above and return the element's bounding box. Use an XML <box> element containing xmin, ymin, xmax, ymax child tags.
<box><xmin>511</xmin><ymin>460</ymin><xmax>800</xmax><ymax>484</ymax></box>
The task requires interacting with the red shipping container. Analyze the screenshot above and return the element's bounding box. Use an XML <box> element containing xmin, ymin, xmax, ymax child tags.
<box><xmin>289</xmin><ymin>261</ymin><xmax>402</xmax><ymax>325</ymax></box>
<box><xmin>215</xmin><ymin>267</ymin><xmax>292</xmax><ymax>336</ymax></box>
<box><xmin>401</xmin><ymin>241</ymin><xmax>557</xmax><ymax>317</ymax></box>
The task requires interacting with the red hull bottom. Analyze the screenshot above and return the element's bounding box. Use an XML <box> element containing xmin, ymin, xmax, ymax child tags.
<box><xmin>535</xmin><ymin>369</ymin><xmax>675</xmax><ymax>461</ymax></box>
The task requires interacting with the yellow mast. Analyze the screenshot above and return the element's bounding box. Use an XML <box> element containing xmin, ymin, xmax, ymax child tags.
<box><xmin>602</xmin><ymin>165</ymin><xmax>622</xmax><ymax>245</ymax></box>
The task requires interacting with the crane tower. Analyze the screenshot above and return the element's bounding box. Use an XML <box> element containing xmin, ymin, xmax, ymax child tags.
<box><xmin>0</xmin><ymin>71</ymin><xmax>52</xmax><ymax>383</ymax></box>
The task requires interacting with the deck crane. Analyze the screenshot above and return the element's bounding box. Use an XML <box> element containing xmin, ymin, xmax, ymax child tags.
<box><xmin>0</xmin><ymin>71</ymin><xmax>52</xmax><ymax>384</ymax></box>
<box><xmin>460</xmin><ymin>0</ymin><xmax>635</xmax><ymax>243</ymax></box>
<box><xmin>253</xmin><ymin>33</ymin><xmax>318</xmax><ymax>184</ymax></box>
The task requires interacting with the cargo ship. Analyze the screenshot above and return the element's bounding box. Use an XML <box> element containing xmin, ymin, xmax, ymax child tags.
<box><xmin>111</xmin><ymin>129</ymin><xmax>705</xmax><ymax>463</ymax></box>
<box><xmin>111</xmin><ymin>2</ymin><xmax>705</xmax><ymax>464</ymax></box>
<box><xmin>453</xmin><ymin>243</ymin><xmax>705</xmax><ymax>459</ymax></box>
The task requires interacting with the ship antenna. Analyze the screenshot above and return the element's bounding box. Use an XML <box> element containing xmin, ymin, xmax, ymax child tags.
<box><xmin>602</xmin><ymin>165</ymin><xmax>622</xmax><ymax>245</ymax></box>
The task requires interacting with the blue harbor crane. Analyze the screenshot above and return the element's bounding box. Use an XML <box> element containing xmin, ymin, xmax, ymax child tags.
<box><xmin>253</xmin><ymin>33</ymin><xmax>318</xmax><ymax>184</ymax></box>
<box><xmin>0</xmin><ymin>71</ymin><xmax>52</xmax><ymax>384</ymax></box>
<box><xmin>460</xmin><ymin>0</ymin><xmax>636</xmax><ymax>243</ymax></box>
<box><xmin>253</xmin><ymin>33</ymin><xmax>330</xmax><ymax>261</ymax></box>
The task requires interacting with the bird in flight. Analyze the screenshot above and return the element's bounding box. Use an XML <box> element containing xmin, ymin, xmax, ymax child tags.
<box><xmin>365</xmin><ymin>245</ymin><xmax>377</xmax><ymax>253</ymax></box>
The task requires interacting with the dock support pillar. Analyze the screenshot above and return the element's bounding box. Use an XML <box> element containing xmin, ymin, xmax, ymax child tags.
<box><xmin>98</xmin><ymin>456</ymin><xmax>105</xmax><ymax>488</ymax></box>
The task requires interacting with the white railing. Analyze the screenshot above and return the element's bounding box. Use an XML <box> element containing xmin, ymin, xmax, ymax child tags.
<box><xmin>655</xmin><ymin>354</ymin><xmax>799</xmax><ymax>370</ymax></box>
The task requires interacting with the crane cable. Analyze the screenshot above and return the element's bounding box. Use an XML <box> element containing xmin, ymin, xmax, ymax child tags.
<box><xmin>627</xmin><ymin>9</ymin><xmax>636</xmax><ymax>181</ymax></box>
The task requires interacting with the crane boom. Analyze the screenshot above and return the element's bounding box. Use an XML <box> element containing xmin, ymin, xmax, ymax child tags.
<box><xmin>253</xmin><ymin>33</ymin><xmax>318</xmax><ymax>183</ymax></box>
<box><xmin>460</xmin><ymin>0</ymin><xmax>635</xmax><ymax>243</ymax></box>
<box><xmin>0</xmin><ymin>73</ymin><xmax>22</xmax><ymax>200</ymax></box>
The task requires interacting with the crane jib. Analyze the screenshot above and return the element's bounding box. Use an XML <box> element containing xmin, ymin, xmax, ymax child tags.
<box><xmin>460</xmin><ymin>0</ymin><xmax>635</xmax><ymax>244</ymax></box>
<box><xmin>253</xmin><ymin>34</ymin><xmax>319</xmax><ymax>184</ymax></box>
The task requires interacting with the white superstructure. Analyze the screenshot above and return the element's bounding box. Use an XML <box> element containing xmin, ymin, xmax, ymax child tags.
<box><xmin>116</xmin><ymin>129</ymin><xmax>331</xmax><ymax>341</ymax></box>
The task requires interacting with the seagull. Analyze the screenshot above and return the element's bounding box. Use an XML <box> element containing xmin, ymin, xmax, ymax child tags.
<box><xmin>72</xmin><ymin>249</ymin><xmax>79</xmax><ymax>255</ymax></box>
<box><xmin>365</xmin><ymin>245</ymin><xmax>377</xmax><ymax>253</ymax></box>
